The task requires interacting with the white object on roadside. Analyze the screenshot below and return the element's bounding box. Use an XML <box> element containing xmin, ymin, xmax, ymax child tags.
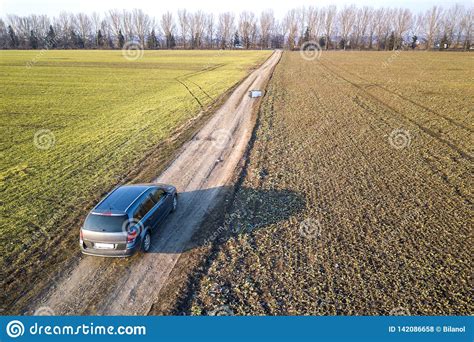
<box><xmin>249</xmin><ymin>90</ymin><xmax>263</xmax><ymax>98</ymax></box>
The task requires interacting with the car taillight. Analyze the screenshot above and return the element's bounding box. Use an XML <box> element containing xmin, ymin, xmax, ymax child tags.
<box><xmin>127</xmin><ymin>229</ymin><xmax>138</xmax><ymax>243</ymax></box>
<box><xmin>80</xmin><ymin>229</ymin><xmax>83</xmax><ymax>240</ymax></box>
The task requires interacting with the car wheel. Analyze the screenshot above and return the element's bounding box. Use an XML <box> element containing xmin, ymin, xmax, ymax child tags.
<box><xmin>142</xmin><ymin>231</ymin><xmax>151</xmax><ymax>252</ymax></box>
<box><xmin>171</xmin><ymin>194</ymin><xmax>178</xmax><ymax>212</ymax></box>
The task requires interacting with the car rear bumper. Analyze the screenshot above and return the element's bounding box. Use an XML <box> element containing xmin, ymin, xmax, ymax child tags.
<box><xmin>80</xmin><ymin>240</ymin><xmax>141</xmax><ymax>257</ymax></box>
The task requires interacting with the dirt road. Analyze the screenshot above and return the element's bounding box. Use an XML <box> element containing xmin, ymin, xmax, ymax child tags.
<box><xmin>31</xmin><ymin>50</ymin><xmax>282</xmax><ymax>315</ymax></box>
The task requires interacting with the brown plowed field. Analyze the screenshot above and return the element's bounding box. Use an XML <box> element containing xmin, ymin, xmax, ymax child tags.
<box><xmin>187</xmin><ymin>51</ymin><xmax>473</xmax><ymax>315</ymax></box>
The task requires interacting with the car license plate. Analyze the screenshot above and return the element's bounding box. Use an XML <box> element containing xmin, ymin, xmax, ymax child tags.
<box><xmin>94</xmin><ymin>242</ymin><xmax>114</xmax><ymax>249</ymax></box>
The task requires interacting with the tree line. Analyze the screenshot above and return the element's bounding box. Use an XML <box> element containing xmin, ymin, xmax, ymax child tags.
<box><xmin>1</xmin><ymin>4</ymin><xmax>472</xmax><ymax>51</ymax></box>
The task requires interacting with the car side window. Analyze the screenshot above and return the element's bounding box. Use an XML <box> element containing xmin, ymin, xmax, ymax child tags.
<box><xmin>150</xmin><ymin>189</ymin><xmax>166</xmax><ymax>203</ymax></box>
<box><xmin>133</xmin><ymin>195</ymin><xmax>155</xmax><ymax>221</ymax></box>
<box><xmin>141</xmin><ymin>195</ymin><xmax>155</xmax><ymax>214</ymax></box>
<box><xmin>133</xmin><ymin>205</ymin><xmax>146</xmax><ymax>221</ymax></box>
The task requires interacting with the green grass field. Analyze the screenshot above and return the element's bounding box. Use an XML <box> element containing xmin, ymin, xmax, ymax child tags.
<box><xmin>0</xmin><ymin>50</ymin><xmax>270</xmax><ymax>287</ymax></box>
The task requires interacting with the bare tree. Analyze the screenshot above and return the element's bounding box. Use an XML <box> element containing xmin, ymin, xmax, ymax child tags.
<box><xmin>372</xmin><ymin>8</ymin><xmax>385</xmax><ymax>50</ymax></box>
<box><xmin>122</xmin><ymin>10</ymin><xmax>133</xmax><ymax>42</ymax></box>
<box><xmin>352</xmin><ymin>7</ymin><xmax>371</xmax><ymax>49</ymax></box>
<box><xmin>322</xmin><ymin>6</ymin><xmax>337</xmax><ymax>50</ymax></box>
<box><xmin>283</xmin><ymin>9</ymin><xmax>298</xmax><ymax>50</ymax></box>
<box><xmin>177</xmin><ymin>9</ymin><xmax>189</xmax><ymax>48</ymax></box>
<box><xmin>297</xmin><ymin>7</ymin><xmax>307</xmax><ymax>45</ymax></box>
<box><xmin>205</xmin><ymin>13</ymin><xmax>215</xmax><ymax>48</ymax></box>
<box><xmin>306</xmin><ymin>6</ymin><xmax>321</xmax><ymax>41</ymax></box>
<box><xmin>459</xmin><ymin>6</ymin><xmax>473</xmax><ymax>50</ymax></box>
<box><xmin>423</xmin><ymin>6</ymin><xmax>443</xmax><ymax>49</ymax></box>
<box><xmin>132</xmin><ymin>9</ymin><xmax>150</xmax><ymax>46</ymax></box>
<box><xmin>239</xmin><ymin>11</ymin><xmax>256</xmax><ymax>49</ymax></box>
<box><xmin>393</xmin><ymin>8</ymin><xmax>413</xmax><ymax>49</ymax></box>
<box><xmin>442</xmin><ymin>4</ymin><xmax>463</xmax><ymax>48</ymax></box>
<box><xmin>0</xmin><ymin>19</ymin><xmax>7</xmax><ymax>48</ymax></box>
<box><xmin>161</xmin><ymin>11</ymin><xmax>175</xmax><ymax>49</ymax></box>
<box><xmin>6</xmin><ymin>15</ymin><xmax>23</xmax><ymax>47</ymax></box>
<box><xmin>384</xmin><ymin>9</ymin><xmax>397</xmax><ymax>50</ymax></box>
<box><xmin>55</xmin><ymin>12</ymin><xmax>73</xmax><ymax>48</ymax></box>
<box><xmin>75</xmin><ymin>13</ymin><xmax>92</xmax><ymax>47</ymax></box>
<box><xmin>107</xmin><ymin>9</ymin><xmax>122</xmax><ymax>39</ymax></box>
<box><xmin>217</xmin><ymin>12</ymin><xmax>234</xmax><ymax>49</ymax></box>
<box><xmin>250</xmin><ymin>20</ymin><xmax>258</xmax><ymax>48</ymax></box>
<box><xmin>366</xmin><ymin>8</ymin><xmax>379</xmax><ymax>49</ymax></box>
<box><xmin>271</xmin><ymin>20</ymin><xmax>285</xmax><ymax>48</ymax></box>
<box><xmin>260</xmin><ymin>10</ymin><xmax>274</xmax><ymax>49</ymax></box>
<box><xmin>189</xmin><ymin>11</ymin><xmax>205</xmax><ymax>48</ymax></box>
<box><xmin>90</xmin><ymin>12</ymin><xmax>101</xmax><ymax>46</ymax></box>
<box><xmin>100</xmin><ymin>19</ymin><xmax>112</xmax><ymax>48</ymax></box>
<box><xmin>38</xmin><ymin>15</ymin><xmax>51</xmax><ymax>39</ymax></box>
<box><xmin>338</xmin><ymin>5</ymin><xmax>356</xmax><ymax>49</ymax></box>
<box><xmin>2</xmin><ymin>4</ymin><xmax>473</xmax><ymax>52</ymax></box>
<box><xmin>28</xmin><ymin>15</ymin><xmax>43</xmax><ymax>36</ymax></box>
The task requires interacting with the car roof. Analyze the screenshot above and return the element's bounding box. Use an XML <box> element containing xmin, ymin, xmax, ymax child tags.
<box><xmin>93</xmin><ymin>185</ymin><xmax>154</xmax><ymax>214</ymax></box>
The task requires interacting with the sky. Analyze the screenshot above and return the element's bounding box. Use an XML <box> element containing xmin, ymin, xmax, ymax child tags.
<box><xmin>0</xmin><ymin>0</ymin><xmax>471</xmax><ymax>19</ymax></box>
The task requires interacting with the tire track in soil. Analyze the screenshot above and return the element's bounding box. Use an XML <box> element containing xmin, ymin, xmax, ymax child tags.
<box><xmin>313</xmin><ymin>60</ymin><xmax>470</xmax><ymax>236</ymax></box>
<box><xmin>323</xmin><ymin>59</ymin><xmax>473</xmax><ymax>134</ymax></box>
<box><xmin>317</xmin><ymin>58</ymin><xmax>472</xmax><ymax>205</ymax></box>
<box><xmin>317</xmin><ymin>60</ymin><xmax>472</xmax><ymax>161</ymax></box>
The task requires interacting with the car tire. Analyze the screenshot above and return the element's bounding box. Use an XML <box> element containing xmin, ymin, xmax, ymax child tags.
<box><xmin>142</xmin><ymin>231</ymin><xmax>151</xmax><ymax>253</ymax></box>
<box><xmin>171</xmin><ymin>194</ymin><xmax>178</xmax><ymax>212</ymax></box>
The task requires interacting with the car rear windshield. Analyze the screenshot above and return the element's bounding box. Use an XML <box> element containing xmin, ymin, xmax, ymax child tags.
<box><xmin>83</xmin><ymin>214</ymin><xmax>127</xmax><ymax>232</ymax></box>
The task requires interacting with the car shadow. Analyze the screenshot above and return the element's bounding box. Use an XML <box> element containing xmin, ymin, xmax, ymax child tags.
<box><xmin>146</xmin><ymin>185</ymin><xmax>306</xmax><ymax>254</ymax></box>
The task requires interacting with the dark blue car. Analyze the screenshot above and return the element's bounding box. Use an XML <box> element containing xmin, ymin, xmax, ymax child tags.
<box><xmin>80</xmin><ymin>184</ymin><xmax>178</xmax><ymax>257</ymax></box>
